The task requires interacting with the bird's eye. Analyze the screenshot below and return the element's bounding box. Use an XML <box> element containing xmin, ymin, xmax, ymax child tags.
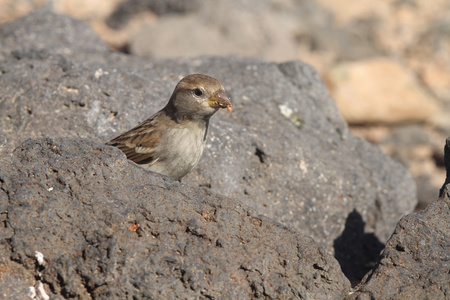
<box><xmin>193</xmin><ymin>88</ymin><xmax>203</xmax><ymax>97</ymax></box>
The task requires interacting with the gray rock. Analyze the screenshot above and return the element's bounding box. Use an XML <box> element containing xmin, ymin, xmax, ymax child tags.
<box><xmin>0</xmin><ymin>137</ymin><xmax>351</xmax><ymax>299</ymax></box>
<box><xmin>129</xmin><ymin>1</ymin><xmax>300</xmax><ymax>61</ymax></box>
<box><xmin>0</xmin><ymin>5</ymin><xmax>108</xmax><ymax>60</ymax></box>
<box><xmin>0</xmin><ymin>7</ymin><xmax>417</xmax><ymax>285</ymax></box>
<box><xmin>140</xmin><ymin>58</ymin><xmax>417</xmax><ymax>278</ymax></box>
<box><xmin>349</xmin><ymin>138</ymin><xmax>450</xmax><ymax>299</ymax></box>
<box><xmin>124</xmin><ymin>0</ymin><xmax>379</xmax><ymax>62</ymax></box>
<box><xmin>106</xmin><ymin>0</ymin><xmax>201</xmax><ymax>29</ymax></box>
<box><xmin>0</xmin><ymin>250</ymin><xmax>35</xmax><ymax>300</ymax></box>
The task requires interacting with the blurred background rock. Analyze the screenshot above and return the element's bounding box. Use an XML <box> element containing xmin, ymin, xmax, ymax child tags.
<box><xmin>2</xmin><ymin>0</ymin><xmax>448</xmax><ymax>210</ymax></box>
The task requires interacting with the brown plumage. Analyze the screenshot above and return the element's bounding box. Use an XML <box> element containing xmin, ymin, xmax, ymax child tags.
<box><xmin>107</xmin><ymin>74</ymin><xmax>232</xmax><ymax>181</ymax></box>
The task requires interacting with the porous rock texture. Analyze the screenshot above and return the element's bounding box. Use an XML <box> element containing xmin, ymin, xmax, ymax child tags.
<box><xmin>0</xmin><ymin>7</ymin><xmax>420</xmax><ymax>297</ymax></box>
<box><xmin>0</xmin><ymin>137</ymin><xmax>350</xmax><ymax>299</ymax></box>
<box><xmin>349</xmin><ymin>138</ymin><xmax>450</xmax><ymax>299</ymax></box>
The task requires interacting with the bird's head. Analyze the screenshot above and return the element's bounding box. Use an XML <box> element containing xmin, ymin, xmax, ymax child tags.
<box><xmin>167</xmin><ymin>74</ymin><xmax>232</xmax><ymax>121</ymax></box>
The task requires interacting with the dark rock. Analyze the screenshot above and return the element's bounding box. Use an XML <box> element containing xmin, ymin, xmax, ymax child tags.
<box><xmin>0</xmin><ymin>137</ymin><xmax>351</xmax><ymax>298</ymax></box>
<box><xmin>349</xmin><ymin>137</ymin><xmax>450</xmax><ymax>299</ymax></box>
<box><xmin>0</xmin><ymin>7</ymin><xmax>417</xmax><ymax>285</ymax></box>
<box><xmin>0</xmin><ymin>250</ymin><xmax>35</xmax><ymax>300</ymax></box>
<box><xmin>440</xmin><ymin>137</ymin><xmax>450</xmax><ymax>197</ymax></box>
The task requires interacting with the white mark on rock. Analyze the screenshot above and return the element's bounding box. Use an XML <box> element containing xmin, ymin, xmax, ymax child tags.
<box><xmin>28</xmin><ymin>287</ymin><xmax>36</xmax><ymax>299</ymax></box>
<box><xmin>36</xmin><ymin>281</ymin><xmax>49</xmax><ymax>300</ymax></box>
<box><xmin>28</xmin><ymin>281</ymin><xmax>49</xmax><ymax>300</ymax></box>
<box><xmin>278</xmin><ymin>104</ymin><xmax>303</xmax><ymax>128</ymax></box>
<box><xmin>94</xmin><ymin>68</ymin><xmax>109</xmax><ymax>79</ymax></box>
<box><xmin>86</xmin><ymin>100</ymin><xmax>110</xmax><ymax>136</ymax></box>
<box><xmin>35</xmin><ymin>251</ymin><xmax>44</xmax><ymax>265</ymax></box>
<box><xmin>299</xmin><ymin>160</ymin><xmax>308</xmax><ymax>173</ymax></box>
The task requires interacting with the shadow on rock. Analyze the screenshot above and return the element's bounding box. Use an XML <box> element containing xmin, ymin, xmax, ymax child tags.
<box><xmin>333</xmin><ymin>209</ymin><xmax>384</xmax><ymax>285</ymax></box>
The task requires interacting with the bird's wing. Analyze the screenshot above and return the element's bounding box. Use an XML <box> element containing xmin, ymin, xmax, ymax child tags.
<box><xmin>107</xmin><ymin>116</ymin><xmax>163</xmax><ymax>166</ymax></box>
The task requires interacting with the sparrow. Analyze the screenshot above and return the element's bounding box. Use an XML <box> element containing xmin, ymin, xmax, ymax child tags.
<box><xmin>107</xmin><ymin>74</ymin><xmax>233</xmax><ymax>181</ymax></box>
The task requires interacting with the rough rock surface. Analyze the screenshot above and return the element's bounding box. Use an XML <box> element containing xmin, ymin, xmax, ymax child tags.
<box><xmin>0</xmin><ymin>8</ymin><xmax>418</xmax><ymax>284</ymax></box>
<box><xmin>1</xmin><ymin>0</ymin><xmax>449</xmax><ymax>213</ymax></box>
<box><xmin>0</xmin><ymin>137</ymin><xmax>351</xmax><ymax>299</ymax></box>
<box><xmin>349</xmin><ymin>138</ymin><xmax>450</xmax><ymax>299</ymax></box>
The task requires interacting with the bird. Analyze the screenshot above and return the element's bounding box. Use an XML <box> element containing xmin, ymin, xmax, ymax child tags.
<box><xmin>107</xmin><ymin>74</ymin><xmax>232</xmax><ymax>181</ymax></box>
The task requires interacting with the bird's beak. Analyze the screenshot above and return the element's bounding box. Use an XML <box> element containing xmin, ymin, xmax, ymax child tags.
<box><xmin>209</xmin><ymin>90</ymin><xmax>233</xmax><ymax>113</ymax></box>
